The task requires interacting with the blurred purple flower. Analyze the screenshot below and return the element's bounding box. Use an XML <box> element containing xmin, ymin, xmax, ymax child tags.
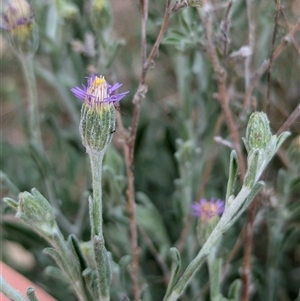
<box><xmin>1</xmin><ymin>0</ymin><xmax>33</xmax><ymax>31</ymax></box>
<box><xmin>71</xmin><ymin>74</ymin><xmax>129</xmax><ymax>107</ymax></box>
<box><xmin>192</xmin><ymin>198</ymin><xmax>225</xmax><ymax>222</ymax></box>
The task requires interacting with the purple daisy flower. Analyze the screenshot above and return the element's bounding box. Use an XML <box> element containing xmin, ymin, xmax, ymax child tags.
<box><xmin>70</xmin><ymin>74</ymin><xmax>129</xmax><ymax>108</ymax></box>
<box><xmin>192</xmin><ymin>198</ymin><xmax>225</xmax><ymax>222</ymax></box>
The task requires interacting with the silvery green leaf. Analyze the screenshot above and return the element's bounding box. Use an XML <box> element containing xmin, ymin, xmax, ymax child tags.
<box><xmin>3</xmin><ymin>197</ymin><xmax>18</xmax><ymax>210</ymax></box>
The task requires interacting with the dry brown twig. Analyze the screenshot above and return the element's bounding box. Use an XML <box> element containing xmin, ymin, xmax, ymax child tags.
<box><xmin>198</xmin><ymin>0</ymin><xmax>246</xmax><ymax>178</ymax></box>
<box><xmin>241</xmin><ymin>15</ymin><xmax>299</xmax><ymax>301</ymax></box>
<box><xmin>244</xmin><ymin>0</ymin><xmax>255</xmax><ymax>90</ymax></box>
<box><xmin>266</xmin><ymin>0</ymin><xmax>281</xmax><ymax>115</ymax></box>
<box><xmin>137</xmin><ymin>224</ymin><xmax>170</xmax><ymax>286</ymax></box>
<box><xmin>276</xmin><ymin>104</ymin><xmax>300</xmax><ymax>136</ymax></box>
<box><xmin>240</xmin><ymin>0</ymin><xmax>259</xmax><ymax>298</ymax></box>
<box><xmin>221</xmin><ymin>0</ymin><xmax>234</xmax><ymax>59</ymax></box>
<box><xmin>117</xmin><ymin>1</ymin><xmax>188</xmax><ymax>299</ymax></box>
<box><xmin>244</xmin><ymin>18</ymin><xmax>300</xmax><ymax>109</ymax></box>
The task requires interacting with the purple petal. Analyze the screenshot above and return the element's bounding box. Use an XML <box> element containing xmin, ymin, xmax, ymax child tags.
<box><xmin>109</xmin><ymin>83</ymin><xmax>123</xmax><ymax>93</ymax></box>
<box><xmin>70</xmin><ymin>86</ymin><xmax>86</xmax><ymax>100</ymax></box>
<box><xmin>104</xmin><ymin>91</ymin><xmax>129</xmax><ymax>103</ymax></box>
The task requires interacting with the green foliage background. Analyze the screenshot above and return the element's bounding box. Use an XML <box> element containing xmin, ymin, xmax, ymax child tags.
<box><xmin>1</xmin><ymin>0</ymin><xmax>299</xmax><ymax>300</ymax></box>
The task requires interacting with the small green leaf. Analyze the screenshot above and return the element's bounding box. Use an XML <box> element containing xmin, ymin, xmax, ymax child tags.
<box><xmin>3</xmin><ymin>197</ymin><xmax>18</xmax><ymax>210</ymax></box>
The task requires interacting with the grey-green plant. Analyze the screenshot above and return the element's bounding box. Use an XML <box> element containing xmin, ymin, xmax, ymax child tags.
<box><xmin>1</xmin><ymin>0</ymin><xmax>299</xmax><ymax>301</ymax></box>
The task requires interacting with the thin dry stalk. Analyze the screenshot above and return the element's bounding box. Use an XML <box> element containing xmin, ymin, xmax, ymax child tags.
<box><xmin>244</xmin><ymin>19</ymin><xmax>300</xmax><ymax>108</ymax></box>
<box><xmin>120</xmin><ymin>1</ymin><xmax>187</xmax><ymax>299</ymax></box>
<box><xmin>266</xmin><ymin>0</ymin><xmax>281</xmax><ymax>114</ymax></box>
<box><xmin>137</xmin><ymin>225</ymin><xmax>170</xmax><ymax>286</ymax></box>
<box><xmin>276</xmin><ymin>103</ymin><xmax>300</xmax><ymax>136</ymax></box>
<box><xmin>199</xmin><ymin>1</ymin><xmax>246</xmax><ymax>178</ymax></box>
<box><xmin>222</xmin><ymin>0</ymin><xmax>234</xmax><ymax>59</ymax></box>
<box><xmin>245</xmin><ymin>0</ymin><xmax>255</xmax><ymax>90</ymax></box>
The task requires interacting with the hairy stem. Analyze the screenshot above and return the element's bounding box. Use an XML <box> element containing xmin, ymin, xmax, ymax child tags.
<box><xmin>87</xmin><ymin>149</ymin><xmax>105</xmax><ymax>237</ymax></box>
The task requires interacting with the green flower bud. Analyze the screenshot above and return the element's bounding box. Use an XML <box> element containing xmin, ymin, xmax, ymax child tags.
<box><xmin>17</xmin><ymin>188</ymin><xmax>58</xmax><ymax>238</ymax></box>
<box><xmin>80</xmin><ymin>101</ymin><xmax>115</xmax><ymax>152</ymax></box>
<box><xmin>91</xmin><ymin>0</ymin><xmax>112</xmax><ymax>32</ymax></box>
<box><xmin>2</xmin><ymin>0</ymin><xmax>39</xmax><ymax>57</ymax></box>
<box><xmin>244</xmin><ymin>112</ymin><xmax>272</xmax><ymax>152</ymax></box>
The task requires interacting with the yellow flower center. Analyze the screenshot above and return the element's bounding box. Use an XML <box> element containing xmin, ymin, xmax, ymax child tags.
<box><xmin>86</xmin><ymin>76</ymin><xmax>109</xmax><ymax>111</ymax></box>
<box><xmin>94</xmin><ymin>77</ymin><xmax>106</xmax><ymax>86</ymax></box>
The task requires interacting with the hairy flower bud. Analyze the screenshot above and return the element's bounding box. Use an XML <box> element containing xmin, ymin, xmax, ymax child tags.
<box><xmin>17</xmin><ymin>188</ymin><xmax>58</xmax><ymax>238</ymax></box>
<box><xmin>244</xmin><ymin>112</ymin><xmax>272</xmax><ymax>152</ymax></box>
<box><xmin>1</xmin><ymin>0</ymin><xmax>39</xmax><ymax>56</ymax></box>
<box><xmin>80</xmin><ymin>101</ymin><xmax>115</xmax><ymax>151</ymax></box>
<box><xmin>71</xmin><ymin>74</ymin><xmax>128</xmax><ymax>152</ymax></box>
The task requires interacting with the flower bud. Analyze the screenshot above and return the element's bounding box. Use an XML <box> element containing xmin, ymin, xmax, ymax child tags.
<box><xmin>91</xmin><ymin>0</ymin><xmax>112</xmax><ymax>32</ymax></box>
<box><xmin>2</xmin><ymin>0</ymin><xmax>39</xmax><ymax>56</ymax></box>
<box><xmin>71</xmin><ymin>74</ymin><xmax>129</xmax><ymax>152</ymax></box>
<box><xmin>244</xmin><ymin>112</ymin><xmax>272</xmax><ymax>152</ymax></box>
<box><xmin>17</xmin><ymin>188</ymin><xmax>58</xmax><ymax>238</ymax></box>
<box><xmin>192</xmin><ymin>198</ymin><xmax>225</xmax><ymax>244</ymax></box>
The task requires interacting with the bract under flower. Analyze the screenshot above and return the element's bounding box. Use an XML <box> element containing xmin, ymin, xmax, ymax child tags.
<box><xmin>70</xmin><ymin>74</ymin><xmax>129</xmax><ymax>110</ymax></box>
<box><xmin>192</xmin><ymin>198</ymin><xmax>224</xmax><ymax>222</ymax></box>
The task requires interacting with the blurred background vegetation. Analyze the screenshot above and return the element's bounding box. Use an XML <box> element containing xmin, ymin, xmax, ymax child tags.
<box><xmin>1</xmin><ymin>0</ymin><xmax>299</xmax><ymax>300</ymax></box>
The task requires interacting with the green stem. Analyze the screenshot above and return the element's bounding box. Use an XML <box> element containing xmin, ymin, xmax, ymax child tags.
<box><xmin>19</xmin><ymin>54</ymin><xmax>42</xmax><ymax>148</ymax></box>
<box><xmin>0</xmin><ymin>275</ymin><xmax>28</xmax><ymax>301</ymax></box>
<box><xmin>164</xmin><ymin>186</ymin><xmax>251</xmax><ymax>301</ymax></box>
<box><xmin>87</xmin><ymin>148</ymin><xmax>112</xmax><ymax>300</ymax></box>
<box><xmin>88</xmin><ymin>148</ymin><xmax>106</xmax><ymax>237</ymax></box>
<box><xmin>207</xmin><ymin>247</ymin><xmax>222</xmax><ymax>301</ymax></box>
